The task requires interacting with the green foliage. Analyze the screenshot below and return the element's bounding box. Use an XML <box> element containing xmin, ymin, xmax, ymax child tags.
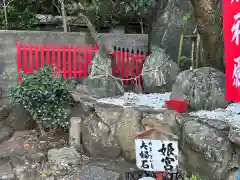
<box><xmin>121</xmin><ymin>0</ymin><xmax>155</xmax><ymax>17</ymax></box>
<box><xmin>183</xmin><ymin>13</ymin><xmax>190</xmax><ymax>23</ymax></box>
<box><xmin>82</xmin><ymin>0</ymin><xmax>155</xmax><ymax>26</ymax></box>
<box><xmin>0</xmin><ymin>0</ymin><xmax>40</xmax><ymax>30</ymax></box>
<box><xmin>8</xmin><ymin>66</ymin><xmax>76</xmax><ymax>130</ymax></box>
<box><xmin>184</xmin><ymin>174</ymin><xmax>199</xmax><ymax>180</ymax></box>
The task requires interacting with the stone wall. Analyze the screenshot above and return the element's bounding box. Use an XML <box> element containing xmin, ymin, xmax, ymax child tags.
<box><xmin>69</xmin><ymin>88</ymin><xmax>240</xmax><ymax>180</ymax></box>
<box><xmin>0</xmin><ymin>30</ymin><xmax>148</xmax><ymax>97</ymax></box>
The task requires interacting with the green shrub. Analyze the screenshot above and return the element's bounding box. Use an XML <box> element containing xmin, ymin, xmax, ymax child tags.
<box><xmin>0</xmin><ymin>0</ymin><xmax>40</xmax><ymax>30</ymax></box>
<box><xmin>184</xmin><ymin>174</ymin><xmax>199</xmax><ymax>180</ymax></box>
<box><xmin>8</xmin><ymin>66</ymin><xmax>76</xmax><ymax>131</ymax></box>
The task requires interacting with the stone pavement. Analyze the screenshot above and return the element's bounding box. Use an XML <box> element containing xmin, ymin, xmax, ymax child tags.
<box><xmin>0</xmin><ymin>130</ymin><xmax>133</xmax><ymax>180</ymax></box>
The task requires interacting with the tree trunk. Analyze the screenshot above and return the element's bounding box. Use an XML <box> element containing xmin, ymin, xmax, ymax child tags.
<box><xmin>3</xmin><ymin>0</ymin><xmax>8</xmax><ymax>29</ymax></box>
<box><xmin>190</xmin><ymin>0</ymin><xmax>224</xmax><ymax>71</ymax></box>
<box><xmin>59</xmin><ymin>0</ymin><xmax>68</xmax><ymax>32</ymax></box>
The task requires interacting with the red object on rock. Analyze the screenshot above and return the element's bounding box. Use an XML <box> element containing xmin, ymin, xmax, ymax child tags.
<box><xmin>164</xmin><ymin>100</ymin><xmax>188</xmax><ymax>113</ymax></box>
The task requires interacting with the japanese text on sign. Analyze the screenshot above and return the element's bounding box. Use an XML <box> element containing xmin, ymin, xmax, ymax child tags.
<box><xmin>232</xmin><ymin>56</ymin><xmax>240</xmax><ymax>87</ymax></box>
<box><xmin>232</xmin><ymin>13</ymin><xmax>240</xmax><ymax>46</ymax></box>
<box><xmin>135</xmin><ymin>139</ymin><xmax>178</xmax><ymax>172</ymax></box>
<box><xmin>231</xmin><ymin>0</ymin><xmax>239</xmax><ymax>4</ymax></box>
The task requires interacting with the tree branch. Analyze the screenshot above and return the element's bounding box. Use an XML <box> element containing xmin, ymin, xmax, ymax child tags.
<box><xmin>52</xmin><ymin>0</ymin><xmax>68</xmax><ymax>32</ymax></box>
<box><xmin>68</xmin><ymin>1</ymin><xmax>100</xmax><ymax>44</ymax></box>
<box><xmin>77</xmin><ymin>11</ymin><xmax>100</xmax><ymax>45</ymax></box>
<box><xmin>70</xmin><ymin>0</ymin><xmax>112</xmax><ymax>59</ymax></box>
<box><xmin>68</xmin><ymin>1</ymin><xmax>97</xmax><ymax>15</ymax></box>
<box><xmin>59</xmin><ymin>0</ymin><xmax>68</xmax><ymax>32</ymax></box>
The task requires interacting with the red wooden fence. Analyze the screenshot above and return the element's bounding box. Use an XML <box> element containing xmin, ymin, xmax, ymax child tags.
<box><xmin>16</xmin><ymin>41</ymin><xmax>147</xmax><ymax>87</ymax></box>
<box><xmin>112</xmin><ymin>46</ymin><xmax>146</xmax><ymax>86</ymax></box>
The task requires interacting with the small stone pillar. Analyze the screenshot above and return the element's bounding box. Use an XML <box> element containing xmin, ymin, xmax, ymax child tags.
<box><xmin>69</xmin><ymin>117</ymin><xmax>82</xmax><ymax>151</ymax></box>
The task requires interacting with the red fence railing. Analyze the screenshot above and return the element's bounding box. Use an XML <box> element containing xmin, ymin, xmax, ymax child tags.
<box><xmin>16</xmin><ymin>41</ymin><xmax>147</xmax><ymax>87</ymax></box>
<box><xmin>112</xmin><ymin>46</ymin><xmax>146</xmax><ymax>86</ymax></box>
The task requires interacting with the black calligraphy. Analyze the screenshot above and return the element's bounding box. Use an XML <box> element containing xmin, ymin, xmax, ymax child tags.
<box><xmin>158</xmin><ymin>142</ymin><xmax>176</xmax><ymax>171</ymax></box>
<box><xmin>138</xmin><ymin>140</ymin><xmax>154</xmax><ymax>170</ymax></box>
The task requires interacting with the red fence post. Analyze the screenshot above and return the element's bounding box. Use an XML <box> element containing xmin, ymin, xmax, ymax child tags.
<box><xmin>117</xmin><ymin>47</ymin><xmax>121</xmax><ymax>77</ymax></box>
<box><xmin>16</xmin><ymin>41</ymin><xmax>22</xmax><ymax>82</ymax></box>
<box><xmin>51</xmin><ymin>44</ymin><xmax>55</xmax><ymax>74</ymax></box>
<box><xmin>121</xmin><ymin>48</ymin><xmax>125</xmax><ymax>85</ymax></box>
<box><xmin>46</xmin><ymin>44</ymin><xmax>50</xmax><ymax>65</ymax></box>
<box><xmin>40</xmin><ymin>44</ymin><xmax>45</xmax><ymax>68</ymax></box>
<box><xmin>35</xmin><ymin>44</ymin><xmax>39</xmax><ymax>70</ymax></box>
<box><xmin>57</xmin><ymin>45</ymin><xmax>61</xmax><ymax>75</ymax></box>
<box><xmin>62</xmin><ymin>45</ymin><xmax>67</xmax><ymax>79</ymax></box>
<box><xmin>125</xmin><ymin>48</ymin><xmax>129</xmax><ymax>85</ymax></box>
<box><xmin>29</xmin><ymin>44</ymin><xmax>33</xmax><ymax>73</ymax></box>
<box><xmin>73</xmin><ymin>45</ymin><xmax>77</xmax><ymax>79</ymax></box>
<box><xmin>135</xmin><ymin>50</ymin><xmax>140</xmax><ymax>86</ymax></box>
<box><xmin>78</xmin><ymin>46</ymin><xmax>82</xmax><ymax>77</ymax></box>
<box><xmin>131</xmin><ymin>49</ymin><xmax>136</xmax><ymax>85</ymax></box>
<box><xmin>68</xmin><ymin>44</ymin><xmax>72</xmax><ymax>78</ymax></box>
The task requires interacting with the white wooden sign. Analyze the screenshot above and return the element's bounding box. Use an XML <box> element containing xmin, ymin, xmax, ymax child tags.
<box><xmin>135</xmin><ymin>139</ymin><xmax>178</xmax><ymax>172</ymax></box>
<box><xmin>138</xmin><ymin>177</ymin><xmax>156</xmax><ymax>180</ymax></box>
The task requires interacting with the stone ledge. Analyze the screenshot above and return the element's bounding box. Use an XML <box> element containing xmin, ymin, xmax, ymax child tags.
<box><xmin>69</xmin><ymin>94</ymin><xmax>240</xmax><ymax>179</ymax></box>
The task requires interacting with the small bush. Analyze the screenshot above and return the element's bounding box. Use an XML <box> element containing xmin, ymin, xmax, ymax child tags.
<box><xmin>8</xmin><ymin>66</ymin><xmax>76</xmax><ymax>130</ymax></box>
<box><xmin>184</xmin><ymin>174</ymin><xmax>199</xmax><ymax>180</ymax></box>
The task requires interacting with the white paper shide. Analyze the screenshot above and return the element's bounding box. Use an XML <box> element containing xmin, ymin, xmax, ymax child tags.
<box><xmin>135</xmin><ymin>139</ymin><xmax>178</xmax><ymax>172</ymax></box>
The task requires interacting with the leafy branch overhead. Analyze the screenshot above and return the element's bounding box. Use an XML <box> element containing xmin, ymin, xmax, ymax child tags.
<box><xmin>0</xmin><ymin>0</ymin><xmax>39</xmax><ymax>29</ymax></box>
<box><xmin>69</xmin><ymin>0</ymin><xmax>156</xmax><ymax>26</ymax></box>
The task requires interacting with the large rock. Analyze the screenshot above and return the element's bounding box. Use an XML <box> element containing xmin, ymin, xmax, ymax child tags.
<box><xmin>142</xmin><ymin>48</ymin><xmax>180</xmax><ymax>93</ymax></box>
<box><xmin>141</xmin><ymin>110</ymin><xmax>183</xmax><ymax>141</ymax></box>
<box><xmin>228</xmin><ymin>125</ymin><xmax>240</xmax><ymax>146</ymax></box>
<box><xmin>116</xmin><ymin>108</ymin><xmax>144</xmax><ymax>162</ymax></box>
<box><xmin>0</xmin><ymin>121</ymin><xmax>14</xmax><ymax>143</ymax></box>
<box><xmin>83</xmin><ymin>77</ymin><xmax>123</xmax><ymax>98</ymax></box>
<box><xmin>0</xmin><ymin>98</ymin><xmax>35</xmax><ymax>131</ymax></box>
<box><xmin>0</xmin><ymin>99</ymin><xmax>11</xmax><ymax>120</ymax></box>
<box><xmin>80</xmin><ymin>165</ymin><xmax>120</xmax><ymax>180</ymax></box>
<box><xmin>82</xmin><ymin>52</ymin><xmax>123</xmax><ymax>97</ymax></box>
<box><xmin>74</xmin><ymin>84</ymin><xmax>111</xmax><ymax>99</ymax></box>
<box><xmin>6</xmin><ymin>106</ymin><xmax>36</xmax><ymax>131</ymax></box>
<box><xmin>48</xmin><ymin>147</ymin><xmax>81</xmax><ymax>166</ymax></box>
<box><xmin>94</xmin><ymin>102</ymin><xmax>124</xmax><ymax>126</ymax></box>
<box><xmin>171</xmin><ymin>67</ymin><xmax>229</xmax><ymax>110</ymax></box>
<box><xmin>148</xmin><ymin>0</ymin><xmax>195</xmax><ymax>61</ymax></box>
<box><xmin>81</xmin><ymin>103</ymin><xmax>122</xmax><ymax>159</ymax></box>
<box><xmin>181</xmin><ymin>117</ymin><xmax>232</xmax><ymax>180</ymax></box>
<box><xmin>48</xmin><ymin>147</ymin><xmax>81</xmax><ymax>176</ymax></box>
